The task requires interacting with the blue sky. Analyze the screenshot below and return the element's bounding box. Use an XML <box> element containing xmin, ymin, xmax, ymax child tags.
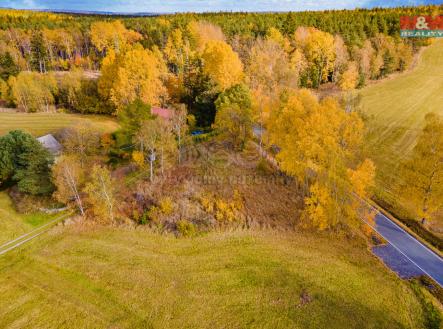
<box><xmin>1</xmin><ymin>0</ymin><xmax>441</xmax><ymax>13</ymax></box>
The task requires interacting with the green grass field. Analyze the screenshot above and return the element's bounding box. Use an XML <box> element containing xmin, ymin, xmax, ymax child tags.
<box><xmin>359</xmin><ymin>39</ymin><xmax>443</xmax><ymax>213</ymax></box>
<box><xmin>0</xmin><ymin>227</ymin><xmax>429</xmax><ymax>328</ymax></box>
<box><xmin>0</xmin><ymin>112</ymin><xmax>119</xmax><ymax>136</ymax></box>
<box><xmin>0</xmin><ymin>192</ymin><xmax>61</xmax><ymax>245</ymax></box>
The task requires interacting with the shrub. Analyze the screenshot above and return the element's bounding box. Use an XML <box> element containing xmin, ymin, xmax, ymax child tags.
<box><xmin>200</xmin><ymin>190</ymin><xmax>243</xmax><ymax>222</ymax></box>
<box><xmin>159</xmin><ymin>197</ymin><xmax>174</xmax><ymax>215</ymax></box>
<box><xmin>176</xmin><ymin>220</ymin><xmax>197</xmax><ymax>237</ymax></box>
<box><xmin>146</xmin><ymin>206</ymin><xmax>160</xmax><ymax>223</ymax></box>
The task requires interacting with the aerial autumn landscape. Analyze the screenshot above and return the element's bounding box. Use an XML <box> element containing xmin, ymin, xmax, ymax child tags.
<box><xmin>0</xmin><ymin>0</ymin><xmax>442</xmax><ymax>328</ymax></box>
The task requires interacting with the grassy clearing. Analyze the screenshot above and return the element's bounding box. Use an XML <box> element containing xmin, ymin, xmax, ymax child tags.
<box><xmin>359</xmin><ymin>39</ymin><xmax>443</xmax><ymax>220</ymax></box>
<box><xmin>0</xmin><ymin>192</ymin><xmax>59</xmax><ymax>245</ymax></box>
<box><xmin>0</xmin><ymin>112</ymin><xmax>119</xmax><ymax>136</ymax></box>
<box><xmin>0</xmin><ymin>226</ymin><xmax>429</xmax><ymax>328</ymax></box>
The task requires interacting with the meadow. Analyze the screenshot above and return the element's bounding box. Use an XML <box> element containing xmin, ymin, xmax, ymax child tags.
<box><xmin>0</xmin><ymin>226</ymin><xmax>430</xmax><ymax>329</ymax></box>
<box><xmin>0</xmin><ymin>192</ymin><xmax>60</xmax><ymax>245</ymax></box>
<box><xmin>358</xmin><ymin>39</ymin><xmax>443</xmax><ymax>220</ymax></box>
<box><xmin>0</xmin><ymin>112</ymin><xmax>119</xmax><ymax>136</ymax></box>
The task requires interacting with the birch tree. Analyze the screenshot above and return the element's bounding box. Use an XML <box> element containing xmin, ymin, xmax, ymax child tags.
<box><xmin>52</xmin><ymin>155</ymin><xmax>85</xmax><ymax>216</ymax></box>
<box><xmin>84</xmin><ymin>165</ymin><xmax>116</xmax><ymax>222</ymax></box>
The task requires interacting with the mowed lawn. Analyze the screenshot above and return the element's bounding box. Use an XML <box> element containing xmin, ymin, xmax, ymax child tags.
<box><xmin>359</xmin><ymin>39</ymin><xmax>443</xmax><ymax>202</ymax></box>
<box><xmin>0</xmin><ymin>192</ymin><xmax>61</xmax><ymax>245</ymax></box>
<box><xmin>0</xmin><ymin>227</ymin><xmax>427</xmax><ymax>328</ymax></box>
<box><xmin>0</xmin><ymin>112</ymin><xmax>119</xmax><ymax>136</ymax></box>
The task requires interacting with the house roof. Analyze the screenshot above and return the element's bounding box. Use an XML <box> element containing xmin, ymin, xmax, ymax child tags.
<box><xmin>37</xmin><ymin>134</ymin><xmax>62</xmax><ymax>155</ymax></box>
<box><xmin>151</xmin><ymin>107</ymin><xmax>174</xmax><ymax>120</ymax></box>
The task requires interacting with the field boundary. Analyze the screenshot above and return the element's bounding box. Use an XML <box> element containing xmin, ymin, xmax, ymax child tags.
<box><xmin>0</xmin><ymin>212</ymin><xmax>73</xmax><ymax>256</ymax></box>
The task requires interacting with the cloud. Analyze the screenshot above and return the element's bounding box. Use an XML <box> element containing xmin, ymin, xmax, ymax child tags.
<box><xmin>0</xmin><ymin>0</ymin><xmax>440</xmax><ymax>13</ymax></box>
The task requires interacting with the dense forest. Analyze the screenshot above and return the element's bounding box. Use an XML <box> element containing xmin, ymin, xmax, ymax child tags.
<box><xmin>0</xmin><ymin>6</ymin><xmax>440</xmax><ymax>118</ymax></box>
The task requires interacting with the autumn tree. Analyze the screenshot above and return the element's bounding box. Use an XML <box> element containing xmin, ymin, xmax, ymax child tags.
<box><xmin>84</xmin><ymin>165</ymin><xmax>117</xmax><ymax>222</ymax></box>
<box><xmin>164</xmin><ymin>28</ymin><xmax>192</xmax><ymax>75</ymax></box>
<box><xmin>171</xmin><ymin>104</ymin><xmax>188</xmax><ymax>164</ymax></box>
<box><xmin>99</xmin><ymin>44</ymin><xmax>167</xmax><ymax>110</ymax></box>
<box><xmin>353</xmin><ymin>40</ymin><xmax>375</xmax><ymax>85</ymax></box>
<box><xmin>333</xmin><ymin>35</ymin><xmax>349</xmax><ymax>83</ymax></box>
<box><xmin>293</xmin><ymin>27</ymin><xmax>335</xmax><ymax>88</ymax></box>
<box><xmin>90</xmin><ymin>20</ymin><xmax>141</xmax><ymax>54</ymax></box>
<box><xmin>188</xmin><ymin>21</ymin><xmax>226</xmax><ymax>51</ymax></box>
<box><xmin>265</xmin><ymin>27</ymin><xmax>291</xmax><ymax>53</ymax></box>
<box><xmin>400</xmin><ymin>113</ymin><xmax>443</xmax><ymax>225</ymax></box>
<box><xmin>52</xmin><ymin>155</ymin><xmax>86</xmax><ymax>216</ymax></box>
<box><xmin>135</xmin><ymin>118</ymin><xmax>163</xmax><ymax>181</ymax></box>
<box><xmin>268</xmin><ymin>89</ymin><xmax>373</xmax><ymax>230</ymax></box>
<box><xmin>9</xmin><ymin>71</ymin><xmax>57</xmax><ymax>112</ymax></box>
<box><xmin>246</xmin><ymin>38</ymin><xmax>299</xmax><ymax>93</ymax></box>
<box><xmin>0</xmin><ymin>78</ymin><xmax>8</xmax><ymax>101</ymax></box>
<box><xmin>58</xmin><ymin>69</ymin><xmax>83</xmax><ymax>110</ymax></box>
<box><xmin>59</xmin><ymin>123</ymin><xmax>101</xmax><ymax>166</ymax></box>
<box><xmin>157</xmin><ymin>119</ymin><xmax>178</xmax><ymax>175</ymax></box>
<box><xmin>201</xmin><ymin>40</ymin><xmax>243</xmax><ymax>91</ymax></box>
<box><xmin>339</xmin><ymin>61</ymin><xmax>359</xmax><ymax>114</ymax></box>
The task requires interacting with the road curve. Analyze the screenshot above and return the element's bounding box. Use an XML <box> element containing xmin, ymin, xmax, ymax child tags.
<box><xmin>373</xmin><ymin>211</ymin><xmax>443</xmax><ymax>287</ymax></box>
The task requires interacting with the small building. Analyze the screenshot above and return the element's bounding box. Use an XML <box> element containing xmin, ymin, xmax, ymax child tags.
<box><xmin>37</xmin><ymin>134</ymin><xmax>62</xmax><ymax>156</ymax></box>
<box><xmin>151</xmin><ymin>107</ymin><xmax>174</xmax><ymax>120</ymax></box>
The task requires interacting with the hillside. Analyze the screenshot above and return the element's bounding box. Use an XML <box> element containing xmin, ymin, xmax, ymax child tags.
<box><xmin>0</xmin><ymin>227</ymin><xmax>428</xmax><ymax>328</ymax></box>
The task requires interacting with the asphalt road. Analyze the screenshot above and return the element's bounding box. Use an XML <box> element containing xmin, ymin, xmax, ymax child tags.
<box><xmin>374</xmin><ymin>212</ymin><xmax>443</xmax><ymax>287</ymax></box>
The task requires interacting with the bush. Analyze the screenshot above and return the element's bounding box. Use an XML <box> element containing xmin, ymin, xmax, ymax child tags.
<box><xmin>159</xmin><ymin>197</ymin><xmax>174</xmax><ymax>215</ymax></box>
<box><xmin>176</xmin><ymin>220</ymin><xmax>197</xmax><ymax>237</ymax></box>
<box><xmin>200</xmin><ymin>190</ymin><xmax>243</xmax><ymax>222</ymax></box>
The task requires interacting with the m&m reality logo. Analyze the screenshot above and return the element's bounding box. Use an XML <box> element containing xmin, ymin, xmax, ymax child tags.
<box><xmin>400</xmin><ymin>15</ymin><xmax>443</xmax><ymax>37</ymax></box>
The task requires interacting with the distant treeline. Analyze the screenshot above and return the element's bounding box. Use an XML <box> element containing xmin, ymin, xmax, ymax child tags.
<box><xmin>0</xmin><ymin>6</ymin><xmax>441</xmax><ymax>43</ymax></box>
<box><xmin>0</xmin><ymin>5</ymin><xmax>440</xmax><ymax>120</ymax></box>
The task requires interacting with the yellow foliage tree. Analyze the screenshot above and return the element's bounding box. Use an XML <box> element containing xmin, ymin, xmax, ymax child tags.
<box><xmin>0</xmin><ymin>78</ymin><xmax>7</xmax><ymax>100</ymax></box>
<box><xmin>90</xmin><ymin>20</ymin><xmax>141</xmax><ymax>54</ymax></box>
<box><xmin>9</xmin><ymin>71</ymin><xmax>57</xmax><ymax>112</ymax></box>
<box><xmin>293</xmin><ymin>27</ymin><xmax>335</xmax><ymax>87</ymax></box>
<box><xmin>188</xmin><ymin>21</ymin><xmax>225</xmax><ymax>51</ymax></box>
<box><xmin>265</xmin><ymin>27</ymin><xmax>291</xmax><ymax>53</ymax></box>
<box><xmin>268</xmin><ymin>89</ymin><xmax>374</xmax><ymax>230</ymax></box>
<box><xmin>348</xmin><ymin>159</ymin><xmax>376</xmax><ymax>198</ymax></box>
<box><xmin>303</xmin><ymin>182</ymin><xmax>336</xmax><ymax>230</ymax></box>
<box><xmin>164</xmin><ymin>28</ymin><xmax>192</xmax><ymax>74</ymax></box>
<box><xmin>84</xmin><ymin>165</ymin><xmax>116</xmax><ymax>222</ymax></box>
<box><xmin>339</xmin><ymin>61</ymin><xmax>359</xmax><ymax>91</ymax></box>
<box><xmin>52</xmin><ymin>155</ymin><xmax>85</xmax><ymax>216</ymax></box>
<box><xmin>99</xmin><ymin>44</ymin><xmax>167</xmax><ymax>109</ymax></box>
<box><xmin>201</xmin><ymin>40</ymin><xmax>243</xmax><ymax>91</ymax></box>
<box><xmin>246</xmin><ymin>39</ymin><xmax>299</xmax><ymax>94</ymax></box>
